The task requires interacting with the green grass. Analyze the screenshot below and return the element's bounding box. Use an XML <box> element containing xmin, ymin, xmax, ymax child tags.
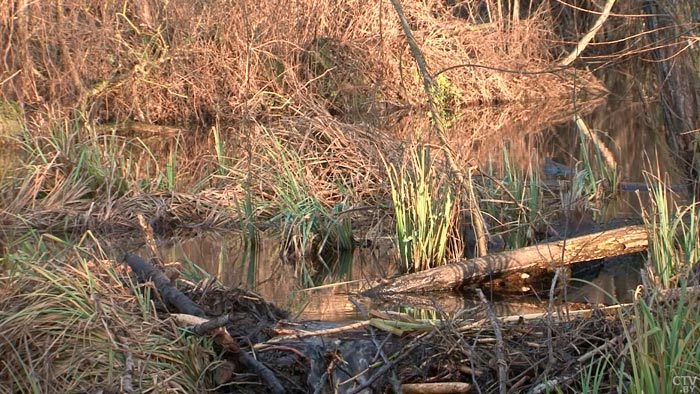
<box><xmin>384</xmin><ymin>144</ymin><xmax>453</xmax><ymax>273</ymax></box>
<box><xmin>594</xmin><ymin>183</ymin><xmax>700</xmax><ymax>393</ymax></box>
<box><xmin>622</xmin><ymin>288</ymin><xmax>700</xmax><ymax>393</ymax></box>
<box><xmin>262</xmin><ymin>127</ymin><xmax>354</xmax><ymax>285</ymax></box>
<box><xmin>574</xmin><ymin>115</ymin><xmax>619</xmax><ymax>220</ymax></box>
<box><xmin>641</xmin><ymin>178</ymin><xmax>699</xmax><ymax>288</ymax></box>
<box><xmin>480</xmin><ymin>148</ymin><xmax>546</xmax><ymax>250</ymax></box>
<box><xmin>8</xmin><ymin>116</ymin><xmax>181</xmax><ymax>205</ymax></box>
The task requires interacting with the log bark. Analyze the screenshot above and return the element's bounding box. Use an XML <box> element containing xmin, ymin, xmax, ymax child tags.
<box><xmin>362</xmin><ymin>224</ymin><xmax>648</xmax><ymax>295</ymax></box>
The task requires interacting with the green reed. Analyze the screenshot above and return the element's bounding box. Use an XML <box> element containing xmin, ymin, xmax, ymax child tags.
<box><xmin>480</xmin><ymin>148</ymin><xmax>546</xmax><ymax>250</ymax></box>
<box><xmin>641</xmin><ymin>178</ymin><xmax>700</xmax><ymax>288</ymax></box>
<box><xmin>622</xmin><ymin>288</ymin><xmax>700</xmax><ymax>393</ymax></box>
<box><xmin>384</xmin><ymin>145</ymin><xmax>453</xmax><ymax>273</ymax></box>
<box><xmin>262</xmin><ymin>129</ymin><xmax>354</xmax><ymax>285</ymax></box>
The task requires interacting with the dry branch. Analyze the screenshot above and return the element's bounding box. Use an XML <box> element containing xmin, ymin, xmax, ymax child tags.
<box><xmin>122</xmin><ymin>253</ymin><xmax>206</xmax><ymax>317</ymax></box>
<box><xmin>172</xmin><ymin>313</ymin><xmax>285</xmax><ymax>394</ymax></box>
<box><xmin>401</xmin><ymin>382</ymin><xmax>472</xmax><ymax>393</ymax></box>
<box><xmin>559</xmin><ymin>0</ymin><xmax>617</xmax><ymax>66</ymax></box>
<box><xmin>363</xmin><ymin>224</ymin><xmax>648</xmax><ymax>294</ymax></box>
<box><xmin>478</xmin><ymin>288</ymin><xmax>507</xmax><ymax>394</ymax></box>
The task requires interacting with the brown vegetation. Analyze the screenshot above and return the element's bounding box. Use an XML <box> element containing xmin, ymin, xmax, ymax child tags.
<box><xmin>3</xmin><ymin>0</ymin><xmax>700</xmax><ymax>393</ymax></box>
<box><xmin>0</xmin><ymin>0</ymin><xmax>605</xmax><ymax>246</ymax></box>
<box><xmin>1</xmin><ymin>0</ymin><xmax>575</xmax><ymax>126</ymax></box>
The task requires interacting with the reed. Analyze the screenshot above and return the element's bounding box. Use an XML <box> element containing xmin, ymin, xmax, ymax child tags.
<box><xmin>622</xmin><ymin>289</ymin><xmax>700</xmax><ymax>393</ymax></box>
<box><xmin>480</xmin><ymin>148</ymin><xmax>547</xmax><ymax>250</ymax></box>
<box><xmin>261</xmin><ymin>127</ymin><xmax>354</xmax><ymax>283</ymax></box>
<box><xmin>384</xmin><ymin>145</ymin><xmax>453</xmax><ymax>273</ymax></box>
<box><xmin>640</xmin><ymin>176</ymin><xmax>700</xmax><ymax>288</ymax></box>
<box><xmin>575</xmin><ymin>116</ymin><xmax>619</xmax><ymax>215</ymax></box>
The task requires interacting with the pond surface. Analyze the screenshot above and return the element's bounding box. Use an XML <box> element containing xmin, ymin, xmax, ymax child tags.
<box><xmin>157</xmin><ymin>70</ymin><xmax>684</xmax><ymax>320</ymax></box>
<box><xmin>1</xmin><ymin>69</ymin><xmax>683</xmax><ymax>321</ymax></box>
<box><xmin>159</xmin><ymin>231</ymin><xmax>396</xmax><ymax>321</ymax></box>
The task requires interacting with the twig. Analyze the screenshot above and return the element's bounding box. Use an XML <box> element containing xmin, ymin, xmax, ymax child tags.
<box><xmin>119</xmin><ymin>334</ymin><xmax>135</xmax><ymax>394</ymax></box>
<box><xmin>346</xmin><ymin>340</ymin><xmax>422</xmax><ymax>394</ymax></box>
<box><xmin>349</xmin><ymin>296</ymin><xmax>402</xmax><ymax>393</ymax></box>
<box><xmin>262</xmin><ymin>321</ymin><xmax>370</xmax><ymax>345</ymax></box>
<box><xmin>546</xmin><ymin>268</ymin><xmax>562</xmax><ymax>368</ymax></box>
<box><xmin>191</xmin><ymin>313</ymin><xmax>232</xmax><ymax>335</ymax></box>
<box><xmin>401</xmin><ymin>382</ymin><xmax>472</xmax><ymax>393</ymax></box>
<box><xmin>528</xmin><ymin>373</ymin><xmax>577</xmax><ymax>394</ymax></box>
<box><xmin>467</xmin><ymin>168</ymin><xmax>488</xmax><ymax>257</ymax></box>
<box><xmin>172</xmin><ymin>313</ymin><xmax>285</xmax><ymax>394</ymax></box>
<box><xmin>389</xmin><ymin>0</ymin><xmax>493</xmax><ymax>258</ymax></box>
<box><xmin>577</xmin><ymin>335</ymin><xmax>621</xmax><ymax>364</ymax></box>
<box><xmin>476</xmin><ymin>289</ymin><xmax>507</xmax><ymax>394</ymax></box>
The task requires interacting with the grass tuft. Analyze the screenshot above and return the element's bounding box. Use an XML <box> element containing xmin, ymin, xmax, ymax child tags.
<box><xmin>0</xmin><ymin>233</ymin><xmax>216</xmax><ymax>392</ymax></box>
<box><xmin>384</xmin><ymin>144</ymin><xmax>454</xmax><ymax>273</ymax></box>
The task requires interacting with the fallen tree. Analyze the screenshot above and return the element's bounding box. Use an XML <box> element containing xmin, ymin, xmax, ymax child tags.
<box><xmin>362</xmin><ymin>224</ymin><xmax>649</xmax><ymax>295</ymax></box>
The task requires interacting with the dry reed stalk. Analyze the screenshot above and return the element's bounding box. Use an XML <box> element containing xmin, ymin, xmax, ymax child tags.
<box><xmin>0</xmin><ymin>0</ymin><xmax>587</xmax><ymax>130</ymax></box>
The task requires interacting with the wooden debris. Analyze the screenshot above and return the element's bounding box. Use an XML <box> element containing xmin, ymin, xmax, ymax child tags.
<box><xmin>402</xmin><ymin>382</ymin><xmax>472</xmax><ymax>393</ymax></box>
<box><xmin>172</xmin><ymin>313</ymin><xmax>285</xmax><ymax>394</ymax></box>
<box><xmin>122</xmin><ymin>253</ymin><xmax>207</xmax><ymax>317</ymax></box>
<box><xmin>363</xmin><ymin>224</ymin><xmax>648</xmax><ymax>294</ymax></box>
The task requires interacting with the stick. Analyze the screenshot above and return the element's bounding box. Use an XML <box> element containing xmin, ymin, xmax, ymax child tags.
<box><xmin>558</xmin><ymin>0</ymin><xmax>617</xmax><ymax>66</ymax></box>
<box><xmin>172</xmin><ymin>313</ymin><xmax>285</xmax><ymax>394</ymax></box>
<box><xmin>401</xmin><ymin>382</ymin><xmax>472</xmax><ymax>393</ymax></box>
<box><xmin>477</xmin><ymin>289</ymin><xmax>507</xmax><ymax>394</ymax></box>
<box><xmin>123</xmin><ymin>253</ymin><xmax>207</xmax><ymax>317</ymax></box>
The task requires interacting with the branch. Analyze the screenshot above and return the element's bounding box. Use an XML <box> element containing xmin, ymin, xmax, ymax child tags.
<box><xmin>559</xmin><ymin>0</ymin><xmax>617</xmax><ymax>66</ymax></box>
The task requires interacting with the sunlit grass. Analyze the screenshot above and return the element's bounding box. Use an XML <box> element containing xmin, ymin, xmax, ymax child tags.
<box><xmin>6</xmin><ymin>115</ymin><xmax>178</xmax><ymax>210</ymax></box>
<box><xmin>261</xmin><ymin>127</ymin><xmax>354</xmax><ymax>284</ymax></box>
<box><xmin>617</xmin><ymin>174</ymin><xmax>700</xmax><ymax>392</ymax></box>
<box><xmin>640</xmin><ymin>176</ymin><xmax>699</xmax><ymax>288</ymax></box>
<box><xmin>0</xmin><ymin>232</ymin><xmax>216</xmax><ymax>392</ymax></box>
<box><xmin>384</xmin><ymin>145</ymin><xmax>453</xmax><ymax>273</ymax></box>
<box><xmin>622</xmin><ymin>288</ymin><xmax>700</xmax><ymax>393</ymax></box>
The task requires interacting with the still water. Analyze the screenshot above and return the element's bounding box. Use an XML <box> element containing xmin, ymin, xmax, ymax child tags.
<box><xmin>157</xmin><ymin>69</ymin><xmax>685</xmax><ymax>321</ymax></box>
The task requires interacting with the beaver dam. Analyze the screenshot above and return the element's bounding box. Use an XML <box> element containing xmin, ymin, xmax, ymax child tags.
<box><xmin>2</xmin><ymin>1</ymin><xmax>700</xmax><ymax>393</ymax></box>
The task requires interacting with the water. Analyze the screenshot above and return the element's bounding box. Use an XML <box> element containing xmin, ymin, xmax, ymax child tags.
<box><xmin>158</xmin><ymin>230</ymin><xmax>585</xmax><ymax>320</ymax></box>
<box><xmin>155</xmin><ymin>71</ymin><xmax>683</xmax><ymax>321</ymax></box>
<box><xmin>159</xmin><ymin>231</ymin><xmax>397</xmax><ymax>321</ymax></box>
<box><xmin>1</xmin><ymin>69</ymin><xmax>682</xmax><ymax>322</ymax></box>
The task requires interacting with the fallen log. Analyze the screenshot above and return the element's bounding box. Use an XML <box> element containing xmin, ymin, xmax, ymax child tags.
<box><xmin>362</xmin><ymin>224</ymin><xmax>648</xmax><ymax>295</ymax></box>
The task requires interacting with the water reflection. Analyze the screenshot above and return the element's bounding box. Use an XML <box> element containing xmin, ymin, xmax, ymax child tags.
<box><xmin>156</xmin><ymin>77</ymin><xmax>679</xmax><ymax>321</ymax></box>
<box><xmin>158</xmin><ymin>227</ymin><xmax>648</xmax><ymax>322</ymax></box>
<box><xmin>159</xmin><ymin>230</ymin><xmax>398</xmax><ymax>321</ymax></box>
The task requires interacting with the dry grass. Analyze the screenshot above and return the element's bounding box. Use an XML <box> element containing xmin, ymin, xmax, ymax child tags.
<box><xmin>0</xmin><ymin>236</ymin><xmax>216</xmax><ymax>393</ymax></box>
<box><xmin>1</xmin><ymin>1</ymin><xmax>699</xmax><ymax>392</ymax></box>
<box><xmin>0</xmin><ymin>1</ymin><xmax>603</xmax><ymax>238</ymax></box>
<box><xmin>1</xmin><ymin>0</ymin><xmax>588</xmax><ymax>127</ymax></box>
